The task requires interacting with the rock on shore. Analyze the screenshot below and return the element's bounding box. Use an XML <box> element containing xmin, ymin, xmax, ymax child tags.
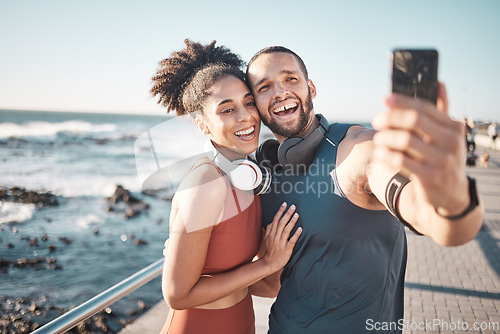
<box><xmin>105</xmin><ymin>185</ymin><xmax>149</xmax><ymax>218</ymax></box>
<box><xmin>0</xmin><ymin>187</ymin><xmax>58</xmax><ymax>208</ymax></box>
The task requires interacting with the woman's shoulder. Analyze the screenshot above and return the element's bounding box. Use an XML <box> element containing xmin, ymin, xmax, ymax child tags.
<box><xmin>172</xmin><ymin>158</ymin><xmax>228</xmax><ymax>230</ymax></box>
<box><xmin>176</xmin><ymin>157</ymin><xmax>227</xmax><ymax>200</ymax></box>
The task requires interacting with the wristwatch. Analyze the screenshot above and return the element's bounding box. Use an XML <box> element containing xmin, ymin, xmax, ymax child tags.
<box><xmin>435</xmin><ymin>176</ymin><xmax>479</xmax><ymax>220</ymax></box>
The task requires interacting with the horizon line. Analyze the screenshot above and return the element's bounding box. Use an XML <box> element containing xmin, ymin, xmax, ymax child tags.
<box><xmin>0</xmin><ymin>107</ymin><xmax>169</xmax><ymax>117</ymax></box>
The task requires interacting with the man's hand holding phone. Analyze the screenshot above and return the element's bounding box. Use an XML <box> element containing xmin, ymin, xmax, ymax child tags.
<box><xmin>371</xmin><ymin>49</ymin><xmax>475</xmax><ymax>239</ymax></box>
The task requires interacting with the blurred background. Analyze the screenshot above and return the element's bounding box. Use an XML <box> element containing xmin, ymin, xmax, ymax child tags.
<box><xmin>1</xmin><ymin>0</ymin><xmax>499</xmax><ymax>332</ymax></box>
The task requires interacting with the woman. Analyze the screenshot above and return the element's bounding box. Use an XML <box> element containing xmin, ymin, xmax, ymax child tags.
<box><xmin>151</xmin><ymin>39</ymin><xmax>302</xmax><ymax>334</ymax></box>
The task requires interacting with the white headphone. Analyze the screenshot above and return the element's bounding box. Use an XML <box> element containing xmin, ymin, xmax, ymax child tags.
<box><xmin>212</xmin><ymin>147</ymin><xmax>271</xmax><ymax>195</ymax></box>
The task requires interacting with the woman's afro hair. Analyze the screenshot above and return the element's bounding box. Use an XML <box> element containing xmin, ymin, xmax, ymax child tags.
<box><xmin>151</xmin><ymin>39</ymin><xmax>245</xmax><ymax>116</ymax></box>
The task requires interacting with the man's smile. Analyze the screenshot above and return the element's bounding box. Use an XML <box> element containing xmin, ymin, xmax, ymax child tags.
<box><xmin>270</xmin><ymin>101</ymin><xmax>299</xmax><ymax>119</ymax></box>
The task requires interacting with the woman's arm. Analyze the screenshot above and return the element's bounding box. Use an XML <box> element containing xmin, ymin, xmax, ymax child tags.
<box><xmin>249</xmin><ymin>269</ymin><xmax>282</xmax><ymax>298</ymax></box>
<box><xmin>162</xmin><ymin>164</ymin><xmax>301</xmax><ymax>310</ymax></box>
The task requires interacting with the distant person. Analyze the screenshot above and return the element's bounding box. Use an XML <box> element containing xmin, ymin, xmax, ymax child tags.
<box><xmin>488</xmin><ymin>122</ymin><xmax>499</xmax><ymax>149</ymax></box>
<box><xmin>151</xmin><ymin>40</ymin><xmax>302</xmax><ymax>334</ymax></box>
<box><xmin>462</xmin><ymin>118</ymin><xmax>471</xmax><ymax>151</ymax></box>
<box><xmin>245</xmin><ymin>46</ymin><xmax>484</xmax><ymax>333</ymax></box>
<box><xmin>467</xmin><ymin>120</ymin><xmax>476</xmax><ymax>152</ymax></box>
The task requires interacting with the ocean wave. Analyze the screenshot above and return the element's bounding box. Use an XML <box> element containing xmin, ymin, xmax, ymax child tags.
<box><xmin>0</xmin><ymin>174</ymin><xmax>142</xmax><ymax>200</ymax></box>
<box><xmin>57</xmin><ymin>176</ymin><xmax>142</xmax><ymax>198</ymax></box>
<box><xmin>0</xmin><ymin>202</ymin><xmax>35</xmax><ymax>224</ymax></box>
<box><xmin>0</xmin><ymin>120</ymin><xmax>117</xmax><ymax>139</ymax></box>
<box><xmin>75</xmin><ymin>213</ymin><xmax>104</xmax><ymax>229</ymax></box>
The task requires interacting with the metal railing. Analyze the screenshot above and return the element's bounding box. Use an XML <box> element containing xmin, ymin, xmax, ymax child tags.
<box><xmin>31</xmin><ymin>257</ymin><xmax>164</xmax><ymax>334</ymax></box>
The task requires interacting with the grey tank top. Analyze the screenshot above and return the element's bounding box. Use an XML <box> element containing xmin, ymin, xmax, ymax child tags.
<box><xmin>261</xmin><ymin>123</ymin><xmax>407</xmax><ymax>334</ymax></box>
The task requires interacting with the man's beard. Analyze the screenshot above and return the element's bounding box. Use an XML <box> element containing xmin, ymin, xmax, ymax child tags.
<box><xmin>263</xmin><ymin>91</ymin><xmax>314</xmax><ymax>138</ymax></box>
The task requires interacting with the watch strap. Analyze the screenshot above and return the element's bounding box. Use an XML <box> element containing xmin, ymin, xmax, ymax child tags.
<box><xmin>435</xmin><ymin>176</ymin><xmax>479</xmax><ymax>220</ymax></box>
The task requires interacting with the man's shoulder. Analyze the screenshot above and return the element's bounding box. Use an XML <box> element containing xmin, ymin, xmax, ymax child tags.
<box><xmin>337</xmin><ymin>124</ymin><xmax>375</xmax><ymax>169</ymax></box>
<box><xmin>338</xmin><ymin>125</ymin><xmax>375</xmax><ymax>153</ymax></box>
<box><xmin>335</xmin><ymin>125</ymin><xmax>386</xmax><ymax>210</ymax></box>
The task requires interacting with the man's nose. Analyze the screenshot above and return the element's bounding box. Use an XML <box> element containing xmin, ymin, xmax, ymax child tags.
<box><xmin>273</xmin><ymin>82</ymin><xmax>290</xmax><ymax>100</ymax></box>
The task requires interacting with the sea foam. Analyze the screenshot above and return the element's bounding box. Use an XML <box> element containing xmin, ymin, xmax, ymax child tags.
<box><xmin>0</xmin><ymin>202</ymin><xmax>35</xmax><ymax>224</ymax></box>
<box><xmin>0</xmin><ymin>120</ymin><xmax>117</xmax><ymax>139</ymax></box>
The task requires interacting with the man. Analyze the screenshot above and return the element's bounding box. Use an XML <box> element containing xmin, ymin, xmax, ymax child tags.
<box><xmin>246</xmin><ymin>47</ymin><xmax>484</xmax><ymax>333</ymax></box>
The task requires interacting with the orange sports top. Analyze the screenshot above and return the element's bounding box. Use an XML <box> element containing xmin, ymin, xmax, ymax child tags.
<box><xmin>201</xmin><ymin>163</ymin><xmax>262</xmax><ymax>275</ymax></box>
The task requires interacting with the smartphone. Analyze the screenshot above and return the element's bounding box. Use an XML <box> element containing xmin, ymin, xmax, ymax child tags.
<box><xmin>391</xmin><ymin>49</ymin><xmax>438</xmax><ymax>105</ymax></box>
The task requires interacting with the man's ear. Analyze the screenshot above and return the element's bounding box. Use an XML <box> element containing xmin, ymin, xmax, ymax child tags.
<box><xmin>307</xmin><ymin>80</ymin><xmax>317</xmax><ymax>99</ymax></box>
<box><xmin>195</xmin><ymin>116</ymin><xmax>210</xmax><ymax>135</ymax></box>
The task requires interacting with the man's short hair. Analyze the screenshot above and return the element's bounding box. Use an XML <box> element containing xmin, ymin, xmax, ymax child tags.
<box><xmin>246</xmin><ymin>46</ymin><xmax>309</xmax><ymax>85</ymax></box>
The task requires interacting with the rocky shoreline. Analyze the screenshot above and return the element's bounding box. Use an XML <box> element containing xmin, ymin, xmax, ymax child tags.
<box><xmin>0</xmin><ymin>187</ymin><xmax>59</xmax><ymax>208</ymax></box>
<box><xmin>0</xmin><ymin>256</ymin><xmax>61</xmax><ymax>274</ymax></box>
<box><xmin>0</xmin><ymin>294</ymin><xmax>148</xmax><ymax>333</ymax></box>
<box><xmin>0</xmin><ymin>185</ymin><xmax>151</xmax><ymax>218</ymax></box>
<box><xmin>1</xmin><ymin>185</ymin><xmax>158</xmax><ymax>333</ymax></box>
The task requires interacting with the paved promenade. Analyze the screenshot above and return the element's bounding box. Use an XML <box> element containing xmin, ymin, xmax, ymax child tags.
<box><xmin>402</xmin><ymin>140</ymin><xmax>500</xmax><ymax>333</ymax></box>
<box><xmin>121</xmin><ymin>135</ymin><xmax>500</xmax><ymax>334</ymax></box>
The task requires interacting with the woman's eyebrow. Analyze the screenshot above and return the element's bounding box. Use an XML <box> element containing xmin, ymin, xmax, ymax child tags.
<box><xmin>217</xmin><ymin>92</ymin><xmax>253</xmax><ymax>107</ymax></box>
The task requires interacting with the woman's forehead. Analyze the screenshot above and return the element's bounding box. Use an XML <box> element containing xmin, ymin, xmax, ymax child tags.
<box><xmin>209</xmin><ymin>75</ymin><xmax>251</xmax><ymax>102</ymax></box>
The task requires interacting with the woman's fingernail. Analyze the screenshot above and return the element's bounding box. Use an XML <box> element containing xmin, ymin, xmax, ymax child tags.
<box><xmin>293</xmin><ymin>213</ymin><xmax>299</xmax><ymax>218</ymax></box>
<box><xmin>290</xmin><ymin>204</ymin><xmax>296</xmax><ymax>210</ymax></box>
<box><xmin>282</xmin><ymin>202</ymin><xmax>287</xmax><ymax>207</ymax></box>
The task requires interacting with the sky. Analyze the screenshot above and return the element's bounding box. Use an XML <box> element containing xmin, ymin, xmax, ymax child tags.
<box><xmin>0</xmin><ymin>0</ymin><xmax>499</xmax><ymax>122</ymax></box>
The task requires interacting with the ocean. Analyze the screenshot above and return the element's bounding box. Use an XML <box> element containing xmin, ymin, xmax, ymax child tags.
<box><xmin>0</xmin><ymin>109</ymin><xmax>184</xmax><ymax>331</ymax></box>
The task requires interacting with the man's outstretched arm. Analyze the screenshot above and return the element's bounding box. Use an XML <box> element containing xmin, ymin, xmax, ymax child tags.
<box><xmin>368</xmin><ymin>82</ymin><xmax>483</xmax><ymax>246</ymax></box>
